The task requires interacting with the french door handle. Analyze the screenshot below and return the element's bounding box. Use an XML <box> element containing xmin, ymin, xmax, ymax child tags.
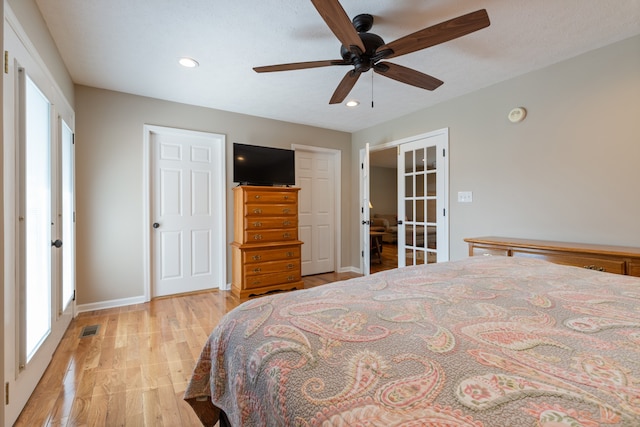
<box><xmin>397</xmin><ymin>220</ymin><xmax>403</xmax><ymax>225</ymax></box>
<box><xmin>51</xmin><ymin>239</ymin><xmax>62</xmax><ymax>248</ymax></box>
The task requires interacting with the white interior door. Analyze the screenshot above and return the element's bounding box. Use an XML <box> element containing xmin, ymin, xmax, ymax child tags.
<box><xmin>4</xmin><ymin>13</ymin><xmax>75</xmax><ymax>425</ymax></box>
<box><xmin>360</xmin><ymin>143</ymin><xmax>371</xmax><ymax>275</ymax></box>
<box><xmin>148</xmin><ymin>126</ymin><xmax>226</xmax><ymax>298</ymax></box>
<box><xmin>296</xmin><ymin>149</ymin><xmax>336</xmax><ymax>275</ymax></box>
<box><xmin>397</xmin><ymin>130</ymin><xmax>449</xmax><ymax>267</ymax></box>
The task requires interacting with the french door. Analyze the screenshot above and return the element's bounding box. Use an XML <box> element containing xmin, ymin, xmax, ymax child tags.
<box><xmin>4</xmin><ymin>14</ymin><xmax>76</xmax><ymax>425</ymax></box>
<box><xmin>361</xmin><ymin>129</ymin><xmax>448</xmax><ymax>274</ymax></box>
<box><xmin>397</xmin><ymin>130</ymin><xmax>449</xmax><ymax>267</ymax></box>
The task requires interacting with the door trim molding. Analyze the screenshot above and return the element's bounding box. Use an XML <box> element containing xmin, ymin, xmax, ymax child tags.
<box><xmin>142</xmin><ymin>125</ymin><xmax>227</xmax><ymax>301</ymax></box>
<box><xmin>291</xmin><ymin>144</ymin><xmax>342</xmax><ymax>273</ymax></box>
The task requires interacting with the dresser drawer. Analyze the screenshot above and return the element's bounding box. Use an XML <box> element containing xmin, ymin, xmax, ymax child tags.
<box><xmin>512</xmin><ymin>250</ymin><xmax>625</xmax><ymax>275</ymax></box>
<box><xmin>244</xmin><ymin>190</ymin><xmax>297</xmax><ymax>204</ymax></box>
<box><xmin>245</xmin><ymin>271</ymin><xmax>302</xmax><ymax>289</ymax></box>
<box><xmin>243</xmin><ymin>246</ymin><xmax>300</xmax><ymax>264</ymax></box>
<box><xmin>628</xmin><ymin>261</ymin><xmax>640</xmax><ymax>277</ymax></box>
<box><xmin>244</xmin><ymin>259</ymin><xmax>299</xmax><ymax>276</ymax></box>
<box><xmin>245</xmin><ymin>229</ymin><xmax>298</xmax><ymax>243</ymax></box>
<box><xmin>245</xmin><ymin>204</ymin><xmax>297</xmax><ymax>216</ymax></box>
<box><xmin>470</xmin><ymin>246</ymin><xmax>509</xmax><ymax>257</ymax></box>
<box><xmin>245</xmin><ymin>217</ymin><xmax>297</xmax><ymax>230</ymax></box>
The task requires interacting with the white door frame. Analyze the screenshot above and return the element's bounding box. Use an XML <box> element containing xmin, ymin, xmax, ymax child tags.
<box><xmin>291</xmin><ymin>144</ymin><xmax>342</xmax><ymax>273</ymax></box>
<box><xmin>359</xmin><ymin>129</ymin><xmax>450</xmax><ymax>274</ymax></box>
<box><xmin>142</xmin><ymin>125</ymin><xmax>227</xmax><ymax>301</ymax></box>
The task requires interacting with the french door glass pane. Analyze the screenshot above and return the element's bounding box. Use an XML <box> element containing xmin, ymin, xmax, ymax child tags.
<box><xmin>61</xmin><ymin>120</ymin><xmax>74</xmax><ymax>310</ymax></box>
<box><xmin>25</xmin><ymin>76</ymin><xmax>52</xmax><ymax>361</ymax></box>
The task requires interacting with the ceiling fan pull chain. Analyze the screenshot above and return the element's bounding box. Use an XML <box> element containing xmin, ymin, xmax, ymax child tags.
<box><xmin>371</xmin><ymin>71</ymin><xmax>374</xmax><ymax>108</ymax></box>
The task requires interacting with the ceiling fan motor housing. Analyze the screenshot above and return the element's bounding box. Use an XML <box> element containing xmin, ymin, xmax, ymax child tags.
<box><xmin>340</xmin><ymin>32</ymin><xmax>385</xmax><ymax>72</ymax></box>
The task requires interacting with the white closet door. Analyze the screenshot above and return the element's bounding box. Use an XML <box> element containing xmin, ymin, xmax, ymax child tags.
<box><xmin>296</xmin><ymin>149</ymin><xmax>336</xmax><ymax>276</ymax></box>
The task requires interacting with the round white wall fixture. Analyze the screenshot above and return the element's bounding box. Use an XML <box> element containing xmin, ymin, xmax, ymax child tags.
<box><xmin>508</xmin><ymin>107</ymin><xmax>527</xmax><ymax>123</ymax></box>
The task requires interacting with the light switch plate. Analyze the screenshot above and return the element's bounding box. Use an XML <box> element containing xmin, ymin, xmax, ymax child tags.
<box><xmin>458</xmin><ymin>191</ymin><xmax>473</xmax><ymax>203</ymax></box>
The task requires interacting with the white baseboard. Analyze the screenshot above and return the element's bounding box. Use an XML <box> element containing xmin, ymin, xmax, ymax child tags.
<box><xmin>338</xmin><ymin>265</ymin><xmax>361</xmax><ymax>274</ymax></box>
<box><xmin>76</xmin><ymin>295</ymin><xmax>147</xmax><ymax>314</ymax></box>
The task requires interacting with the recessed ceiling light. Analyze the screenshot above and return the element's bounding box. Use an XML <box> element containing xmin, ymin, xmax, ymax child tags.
<box><xmin>179</xmin><ymin>57</ymin><xmax>199</xmax><ymax>68</ymax></box>
<box><xmin>346</xmin><ymin>100</ymin><xmax>360</xmax><ymax>107</ymax></box>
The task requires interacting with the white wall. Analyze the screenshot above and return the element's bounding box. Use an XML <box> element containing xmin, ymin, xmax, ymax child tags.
<box><xmin>352</xmin><ymin>35</ymin><xmax>640</xmax><ymax>261</ymax></box>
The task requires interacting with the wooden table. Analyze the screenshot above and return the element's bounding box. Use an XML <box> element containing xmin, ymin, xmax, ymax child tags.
<box><xmin>370</xmin><ymin>231</ymin><xmax>387</xmax><ymax>264</ymax></box>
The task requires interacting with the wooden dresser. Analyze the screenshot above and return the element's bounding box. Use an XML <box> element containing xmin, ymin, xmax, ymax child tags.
<box><xmin>231</xmin><ymin>186</ymin><xmax>304</xmax><ymax>298</ymax></box>
<box><xmin>465</xmin><ymin>236</ymin><xmax>640</xmax><ymax>277</ymax></box>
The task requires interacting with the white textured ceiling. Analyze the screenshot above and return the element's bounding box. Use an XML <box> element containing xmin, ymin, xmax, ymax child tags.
<box><xmin>35</xmin><ymin>0</ymin><xmax>640</xmax><ymax>133</ymax></box>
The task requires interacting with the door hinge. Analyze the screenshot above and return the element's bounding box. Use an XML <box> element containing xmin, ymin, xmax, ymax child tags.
<box><xmin>5</xmin><ymin>382</ymin><xmax>8</xmax><ymax>405</ymax></box>
<box><xmin>4</xmin><ymin>51</ymin><xmax>8</xmax><ymax>74</ymax></box>
<box><xmin>443</xmin><ymin>148</ymin><xmax>446</xmax><ymax>157</ymax></box>
<box><xmin>73</xmin><ymin>290</ymin><xmax>76</xmax><ymax>301</ymax></box>
<box><xmin>443</xmin><ymin>208</ymin><xmax>446</xmax><ymax>216</ymax></box>
<box><xmin>361</xmin><ymin>250</ymin><xmax>364</xmax><ymax>258</ymax></box>
<box><xmin>72</xmin><ymin>133</ymin><xmax>75</xmax><ymax>145</ymax></box>
<box><xmin>361</xmin><ymin>163</ymin><xmax>364</xmax><ymax>170</ymax></box>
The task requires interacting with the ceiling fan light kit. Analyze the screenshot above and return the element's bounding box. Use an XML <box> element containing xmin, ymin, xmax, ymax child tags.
<box><xmin>253</xmin><ymin>0</ymin><xmax>490</xmax><ymax>105</ymax></box>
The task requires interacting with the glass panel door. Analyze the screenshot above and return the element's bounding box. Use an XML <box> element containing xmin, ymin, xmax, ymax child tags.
<box><xmin>397</xmin><ymin>131</ymin><xmax>448</xmax><ymax>267</ymax></box>
<box><xmin>60</xmin><ymin>120</ymin><xmax>74</xmax><ymax>311</ymax></box>
<box><xmin>21</xmin><ymin>74</ymin><xmax>52</xmax><ymax>363</ymax></box>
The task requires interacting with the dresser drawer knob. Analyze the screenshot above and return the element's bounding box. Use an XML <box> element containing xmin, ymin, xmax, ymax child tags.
<box><xmin>253</xmin><ymin>267</ymin><xmax>262</xmax><ymax>273</ymax></box>
<box><xmin>283</xmin><ymin>220</ymin><xmax>291</xmax><ymax>226</ymax></box>
<box><xmin>583</xmin><ymin>264</ymin><xmax>606</xmax><ymax>272</ymax></box>
<box><xmin>287</xmin><ymin>264</ymin><xmax>294</xmax><ymax>270</ymax></box>
<box><xmin>283</xmin><ymin>232</ymin><xmax>291</xmax><ymax>239</ymax></box>
<box><xmin>252</xmin><ymin>255</ymin><xmax>262</xmax><ymax>261</ymax></box>
<box><xmin>254</xmin><ymin>195</ymin><xmax>261</xmax><ymax>199</ymax></box>
<box><xmin>251</xmin><ymin>280</ymin><xmax>261</xmax><ymax>286</ymax></box>
<box><xmin>283</xmin><ymin>208</ymin><xmax>290</xmax><ymax>214</ymax></box>
<box><xmin>253</xmin><ymin>208</ymin><xmax>262</xmax><ymax>214</ymax></box>
<box><xmin>253</xmin><ymin>221</ymin><xmax>263</xmax><ymax>227</ymax></box>
<box><xmin>284</xmin><ymin>195</ymin><xmax>289</xmax><ymax>200</ymax></box>
<box><xmin>286</xmin><ymin>251</ymin><xmax>294</xmax><ymax>257</ymax></box>
<box><xmin>287</xmin><ymin>276</ymin><xmax>295</xmax><ymax>281</ymax></box>
<box><xmin>253</xmin><ymin>234</ymin><xmax>263</xmax><ymax>240</ymax></box>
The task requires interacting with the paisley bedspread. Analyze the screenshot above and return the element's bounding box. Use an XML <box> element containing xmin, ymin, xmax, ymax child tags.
<box><xmin>184</xmin><ymin>256</ymin><xmax>640</xmax><ymax>426</ymax></box>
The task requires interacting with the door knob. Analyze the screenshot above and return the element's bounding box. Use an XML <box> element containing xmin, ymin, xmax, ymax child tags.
<box><xmin>153</xmin><ymin>223</ymin><xmax>160</xmax><ymax>229</ymax></box>
<box><xmin>51</xmin><ymin>239</ymin><xmax>62</xmax><ymax>248</ymax></box>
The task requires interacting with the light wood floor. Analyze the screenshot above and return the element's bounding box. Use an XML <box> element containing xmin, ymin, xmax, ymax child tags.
<box><xmin>14</xmin><ymin>271</ymin><xmax>360</xmax><ymax>427</ymax></box>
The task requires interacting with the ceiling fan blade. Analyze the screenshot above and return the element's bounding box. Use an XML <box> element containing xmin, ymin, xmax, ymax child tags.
<box><xmin>254</xmin><ymin>59</ymin><xmax>349</xmax><ymax>73</ymax></box>
<box><xmin>376</xmin><ymin>9</ymin><xmax>490</xmax><ymax>59</ymax></box>
<box><xmin>329</xmin><ymin>70</ymin><xmax>361</xmax><ymax>104</ymax></box>
<box><xmin>311</xmin><ymin>0</ymin><xmax>365</xmax><ymax>53</ymax></box>
<box><xmin>374</xmin><ymin>62</ymin><xmax>443</xmax><ymax>91</ymax></box>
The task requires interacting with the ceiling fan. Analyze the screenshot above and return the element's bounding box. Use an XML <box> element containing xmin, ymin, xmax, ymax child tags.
<box><xmin>254</xmin><ymin>0</ymin><xmax>490</xmax><ymax>105</ymax></box>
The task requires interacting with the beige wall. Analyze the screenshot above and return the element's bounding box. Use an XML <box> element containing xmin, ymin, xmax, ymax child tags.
<box><xmin>370</xmin><ymin>166</ymin><xmax>397</xmax><ymax>217</ymax></box>
<box><xmin>75</xmin><ymin>86</ymin><xmax>352</xmax><ymax>305</ymax></box>
<box><xmin>7</xmin><ymin>0</ymin><xmax>74</xmax><ymax>106</ymax></box>
<box><xmin>8</xmin><ymin>0</ymin><xmax>640</xmax><ymax>306</ymax></box>
<box><xmin>352</xmin><ymin>34</ymin><xmax>640</xmax><ymax>261</ymax></box>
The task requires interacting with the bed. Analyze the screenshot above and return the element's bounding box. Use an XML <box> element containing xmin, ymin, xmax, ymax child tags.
<box><xmin>184</xmin><ymin>256</ymin><xmax>640</xmax><ymax>426</ymax></box>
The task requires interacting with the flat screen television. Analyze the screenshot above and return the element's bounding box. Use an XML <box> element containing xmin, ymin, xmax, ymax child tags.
<box><xmin>233</xmin><ymin>143</ymin><xmax>295</xmax><ymax>186</ymax></box>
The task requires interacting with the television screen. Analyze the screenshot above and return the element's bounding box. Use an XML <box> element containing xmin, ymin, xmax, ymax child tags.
<box><xmin>233</xmin><ymin>143</ymin><xmax>295</xmax><ymax>186</ymax></box>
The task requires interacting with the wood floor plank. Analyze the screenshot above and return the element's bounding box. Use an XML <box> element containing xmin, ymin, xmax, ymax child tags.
<box><xmin>14</xmin><ymin>271</ymin><xmax>359</xmax><ymax>426</ymax></box>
